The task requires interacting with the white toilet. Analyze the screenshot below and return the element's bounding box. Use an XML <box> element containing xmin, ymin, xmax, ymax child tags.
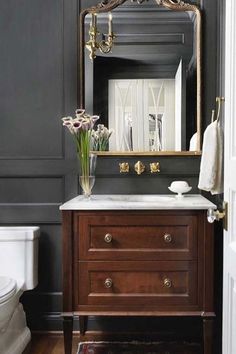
<box><xmin>0</xmin><ymin>226</ymin><xmax>40</xmax><ymax>354</ymax></box>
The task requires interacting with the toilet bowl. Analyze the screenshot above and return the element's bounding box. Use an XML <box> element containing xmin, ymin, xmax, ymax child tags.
<box><xmin>0</xmin><ymin>227</ymin><xmax>40</xmax><ymax>354</ymax></box>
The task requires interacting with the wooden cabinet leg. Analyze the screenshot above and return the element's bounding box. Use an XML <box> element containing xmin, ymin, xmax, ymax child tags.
<box><xmin>63</xmin><ymin>315</ymin><xmax>73</xmax><ymax>354</ymax></box>
<box><xmin>203</xmin><ymin>318</ymin><xmax>214</xmax><ymax>354</ymax></box>
<box><xmin>79</xmin><ymin>316</ymin><xmax>88</xmax><ymax>335</ymax></box>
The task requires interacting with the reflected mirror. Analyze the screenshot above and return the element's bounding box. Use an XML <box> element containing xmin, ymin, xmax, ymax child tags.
<box><xmin>80</xmin><ymin>0</ymin><xmax>202</xmax><ymax>154</ymax></box>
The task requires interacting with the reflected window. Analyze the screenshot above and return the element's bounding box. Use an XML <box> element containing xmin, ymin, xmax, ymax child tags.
<box><xmin>109</xmin><ymin>78</ymin><xmax>180</xmax><ymax>151</ymax></box>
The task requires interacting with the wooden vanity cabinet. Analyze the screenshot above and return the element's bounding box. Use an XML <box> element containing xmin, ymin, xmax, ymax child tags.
<box><xmin>62</xmin><ymin>210</ymin><xmax>215</xmax><ymax>354</ymax></box>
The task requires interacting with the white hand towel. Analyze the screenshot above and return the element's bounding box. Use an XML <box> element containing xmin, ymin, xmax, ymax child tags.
<box><xmin>198</xmin><ymin>120</ymin><xmax>223</xmax><ymax>195</ymax></box>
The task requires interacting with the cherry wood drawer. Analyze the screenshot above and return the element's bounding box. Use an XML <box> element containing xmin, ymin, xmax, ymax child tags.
<box><xmin>77</xmin><ymin>261</ymin><xmax>199</xmax><ymax>309</ymax></box>
<box><xmin>77</xmin><ymin>212</ymin><xmax>198</xmax><ymax>261</ymax></box>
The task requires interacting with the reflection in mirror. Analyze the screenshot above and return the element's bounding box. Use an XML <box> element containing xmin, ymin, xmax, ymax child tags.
<box><xmin>81</xmin><ymin>0</ymin><xmax>202</xmax><ymax>153</ymax></box>
<box><xmin>109</xmin><ymin>60</ymin><xmax>184</xmax><ymax>151</ymax></box>
<box><xmin>109</xmin><ymin>78</ymin><xmax>176</xmax><ymax>151</ymax></box>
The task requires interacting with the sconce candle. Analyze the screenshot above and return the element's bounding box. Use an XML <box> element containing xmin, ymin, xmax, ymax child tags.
<box><xmin>108</xmin><ymin>13</ymin><xmax>113</xmax><ymax>35</ymax></box>
<box><xmin>92</xmin><ymin>13</ymin><xmax>97</xmax><ymax>27</ymax></box>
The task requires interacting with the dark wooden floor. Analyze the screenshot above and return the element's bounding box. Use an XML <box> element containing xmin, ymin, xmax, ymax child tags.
<box><xmin>27</xmin><ymin>334</ymin><xmax>79</xmax><ymax>354</ymax></box>
<box><xmin>27</xmin><ymin>334</ymin><xmax>203</xmax><ymax>354</ymax></box>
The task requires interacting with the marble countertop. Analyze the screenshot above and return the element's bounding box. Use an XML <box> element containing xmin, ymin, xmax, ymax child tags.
<box><xmin>60</xmin><ymin>194</ymin><xmax>216</xmax><ymax>211</ymax></box>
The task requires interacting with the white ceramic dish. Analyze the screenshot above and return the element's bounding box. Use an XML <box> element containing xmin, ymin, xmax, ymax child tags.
<box><xmin>168</xmin><ymin>181</ymin><xmax>192</xmax><ymax>198</ymax></box>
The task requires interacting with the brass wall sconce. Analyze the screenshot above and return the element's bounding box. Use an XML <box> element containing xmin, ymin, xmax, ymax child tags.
<box><xmin>150</xmin><ymin>162</ymin><xmax>160</xmax><ymax>173</ymax></box>
<box><xmin>86</xmin><ymin>13</ymin><xmax>115</xmax><ymax>60</ymax></box>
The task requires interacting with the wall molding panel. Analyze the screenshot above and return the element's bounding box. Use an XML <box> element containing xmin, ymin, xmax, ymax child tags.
<box><xmin>0</xmin><ymin>0</ymin><xmax>79</xmax><ymax>334</ymax></box>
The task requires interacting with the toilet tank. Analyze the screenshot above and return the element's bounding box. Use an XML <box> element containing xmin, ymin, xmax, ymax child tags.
<box><xmin>0</xmin><ymin>227</ymin><xmax>40</xmax><ymax>290</ymax></box>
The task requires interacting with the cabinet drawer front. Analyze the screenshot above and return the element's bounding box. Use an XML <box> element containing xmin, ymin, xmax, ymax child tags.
<box><xmin>78</xmin><ymin>261</ymin><xmax>198</xmax><ymax>308</ymax></box>
<box><xmin>77</xmin><ymin>213</ymin><xmax>197</xmax><ymax>260</ymax></box>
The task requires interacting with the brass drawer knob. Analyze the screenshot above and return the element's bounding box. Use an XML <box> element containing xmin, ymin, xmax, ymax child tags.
<box><xmin>163</xmin><ymin>278</ymin><xmax>172</xmax><ymax>288</ymax></box>
<box><xmin>163</xmin><ymin>233</ymin><xmax>172</xmax><ymax>243</ymax></box>
<box><xmin>104</xmin><ymin>233</ymin><xmax>113</xmax><ymax>243</ymax></box>
<box><xmin>104</xmin><ymin>278</ymin><xmax>113</xmax><ymax>288</ymax></box>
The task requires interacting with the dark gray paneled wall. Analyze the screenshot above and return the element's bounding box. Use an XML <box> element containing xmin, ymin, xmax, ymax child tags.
<box><xmin>0</xmin><ymin>0</ymin><xmax>78</xmax><ymax>330</ymax></box>
<box><xmin>202</xmin><ymin>0</ymin><xmax>218</xmax><ymax>129</ymax></box>
<box><xmin>1</xmin><ymin>1</ymin><xmax>63</xmax><ymax>158</ymax></box>
<box><xmin>0</xmin><ymin>0</ymin><xmax>220</xmax><ymax>333</ymax></box>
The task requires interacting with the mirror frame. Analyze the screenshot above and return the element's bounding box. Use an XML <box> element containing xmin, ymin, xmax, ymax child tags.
<box><xmin>79</xmin><ymin>0</ymin><xmax>202</xmax><ymax>155</ymax></box>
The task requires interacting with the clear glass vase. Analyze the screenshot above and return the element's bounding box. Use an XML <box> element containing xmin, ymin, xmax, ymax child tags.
<box><xmin>79</xmin><ymin>175</ymin><xmax>96</xmax><ymax>198</ymax></box>
<box><xmin>79</xmin><ymin>153</ymin><xmax>97</xmax><ymax>199</ymax></box>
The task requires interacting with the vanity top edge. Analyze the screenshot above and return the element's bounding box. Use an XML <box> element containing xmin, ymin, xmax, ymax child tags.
<box><xmin>60</xmin><ymin>194</ymin><xmax>216</xmax><ymax>211</ymax></box>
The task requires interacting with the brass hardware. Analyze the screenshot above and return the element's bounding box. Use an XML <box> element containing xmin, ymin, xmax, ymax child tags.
<box><xmin>134</xmin><ymin>161</ymin><xmax>145</xmax><ymax>175</ymax></box>
<box><xmin>163</xmin><ymin>278</ymin><xmax>172</xmax><ymax>288</ymax></box>
<box><xmin>223</xmin><ymin>202</ymin><xmax>228</xmax><ymax>231</ymax></box>
<box><xmin>211</xmin><ymin>97</ymin><xmax>225</xmax><ymax>122</ymax></box>
<box><xmin>104</xmin><ymin>233</ymin><xmax>113</xmax><ymax>243</ymax></box>
<box><xmin>119</xmin><ymin>162</ymin><xmax>130</xmax><ymax>173</ymax></box>
<box><xmin>211</xmin><ymin>110</ymin><xmax>215</xmax><ymax>123</ymax></box>
<box><xmin>150</xmin><ymin>162</ymin><xmax>160</xmax><ymax>173</ymax></box>
<box><xmin>163</xmin><ymin>233</ymin><xmax>172</xmax><ymax>243</ymax></box>
<box><xmin>207</xmin><ymin>201</ymin><xmax>228</xmax><ymax>231</ymax></box>
<box><xmin>216</xmin><ymin>96</ymin><xmax>225</xmax><ymax>122</ymax></box>
<box><xmin>104</xmin><ymin>278</ymin><xmax>113</xmax><ymax>288</ymax></box>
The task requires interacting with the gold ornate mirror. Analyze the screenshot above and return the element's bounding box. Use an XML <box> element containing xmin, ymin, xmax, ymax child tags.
<box><xmin>79</xmin><ymin>0</ymin><xmax>202</xmax><ymax>155</ymax></box>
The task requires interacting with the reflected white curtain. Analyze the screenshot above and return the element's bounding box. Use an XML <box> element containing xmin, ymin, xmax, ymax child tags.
<box><xmin>148</xmin><ymin>81</ymin><xmax>164</xmax><ymax>151</ymax></box>
<box><xmin>109</xmin><ymin>80</ymin><xmax>136</xmax><ymax>151</ymax></box>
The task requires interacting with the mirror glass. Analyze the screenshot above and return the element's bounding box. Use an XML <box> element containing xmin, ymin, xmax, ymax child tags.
<box><xmin>83</xmin><ymin>1</ymin><xmax>200</xmax><ymax>153</ymax></box>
